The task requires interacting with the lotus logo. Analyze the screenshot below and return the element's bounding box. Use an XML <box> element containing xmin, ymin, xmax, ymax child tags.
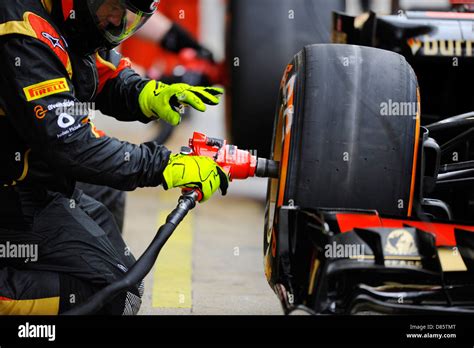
<box><xmin>384</xmin><ymin>229</ymin><xmax>418</xmax><ymax>255</ymax></box>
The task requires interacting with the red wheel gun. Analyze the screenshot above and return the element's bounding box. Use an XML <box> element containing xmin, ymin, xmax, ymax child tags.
<box><xmin>182</xmin><ymin>132</ymin><xmax>279</xmax><ymax>181</ymax></box>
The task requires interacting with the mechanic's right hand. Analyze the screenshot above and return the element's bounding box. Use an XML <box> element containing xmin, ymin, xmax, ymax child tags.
<box><xmin>162</xmin><ymin>154</ymin><xmax>229</xmax><ymax>202</ymax></box>
<box><xmin>139</xmin><ymin>80</ymin><xmax>223</xmax><ymax>126</ymax></box>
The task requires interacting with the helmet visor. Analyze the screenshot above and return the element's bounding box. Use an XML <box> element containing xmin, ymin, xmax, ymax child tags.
<box><xmin>87</xmin><ymin>0</ymin><xmax>156</xmax><ymax>46</ymax></box>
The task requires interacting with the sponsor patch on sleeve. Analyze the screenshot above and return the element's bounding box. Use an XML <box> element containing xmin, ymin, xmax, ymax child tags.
<box><xmin>23</xmin><ymin>78</ymin><xmax>70</xmax><ymax>102</ymax></box>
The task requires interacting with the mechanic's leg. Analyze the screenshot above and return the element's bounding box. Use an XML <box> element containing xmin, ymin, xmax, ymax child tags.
<box><xmin>76</xmin><ymin>182</ymin><xmax>126</xmax><ymax>233</ymax></box>
<box><xmin>0</xmin><ymin>189</ymin><xmax>142</xmax><ymax>315</ymax></box>
<box><xmin>78</xmin><ymin>190</ymin><xmax>130</xmax><ymax>263</ymax></box>
<box><xmin>0</xmin><ymin>267</ymin><xmax>99</xmax><ymax>315</ymax></box>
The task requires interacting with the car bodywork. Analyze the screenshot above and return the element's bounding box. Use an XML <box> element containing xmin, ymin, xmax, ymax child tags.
<box><xmin>264</xmin><ymin>10</ymin><xmax>474</xmax><ymax>315</ymax></box>
<box><xmin>332</xmin><ymin>10</ymin><xmax>474</xmax><ymax>122</ymax></box>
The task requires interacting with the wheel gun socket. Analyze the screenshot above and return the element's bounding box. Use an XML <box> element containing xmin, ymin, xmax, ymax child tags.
<box><xmin>255</xmin><ymin>158</ymin><xmax>280</xmax><ymax>179</ymax></box>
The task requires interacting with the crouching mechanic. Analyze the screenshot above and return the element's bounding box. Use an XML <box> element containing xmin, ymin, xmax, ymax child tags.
<box><xmin>0</xmin><ymin>0</ymin><xmax>228</xmax><ymax>315</ymax></box>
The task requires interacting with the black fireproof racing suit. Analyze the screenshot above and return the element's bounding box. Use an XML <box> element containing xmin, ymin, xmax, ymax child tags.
<box><xmin>0</xmin><ymin>0</ymin><xmax>171</xmax><ymax>314</ymax></box>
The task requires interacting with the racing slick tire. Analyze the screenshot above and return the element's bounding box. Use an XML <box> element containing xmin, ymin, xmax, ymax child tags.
<box><xmin>228</xmin><ymin>0</ymin><xmax>345</xmax><ymax>158</ymax></box>
<box><xmin>268</xmin><ymin>43</ymin><xmax>420</xmax><ymax>216</ymax></box>
<box><xmin>264</xmin><ymin>44</ymin><xmax>420</xmax><ymax>295</ymax></box>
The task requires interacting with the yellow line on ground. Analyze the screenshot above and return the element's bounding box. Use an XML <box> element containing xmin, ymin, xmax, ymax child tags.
<box><xmin>152</xmin><ymin>211</ymin><xmax>193</xmax><ymax>308</ymax></box>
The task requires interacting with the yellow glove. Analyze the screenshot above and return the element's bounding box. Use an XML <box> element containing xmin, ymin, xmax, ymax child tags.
<box><xmin>162</xmin><ymin>154</ymin><xmax>229</xmax><ymax>202</ymax></box>
<box><xmin>139</xmin><ymin>81</ymin><xmax>224</xmax><ymax>126</ymax></box>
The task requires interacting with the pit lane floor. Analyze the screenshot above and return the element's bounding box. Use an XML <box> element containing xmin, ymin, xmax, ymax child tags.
<box><xmin>93</xmin><ymin>107</ymin><xmax>282</xmax><ymax>315</ymax></box>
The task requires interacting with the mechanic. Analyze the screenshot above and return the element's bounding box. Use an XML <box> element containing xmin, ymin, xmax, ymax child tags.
<box><xmin>77</xmin><ymin>7</ymin><xmax>216</xmax><ymax>233</ymax></box>
<box><xmin>0</xmin><ymin>0</ymin><xmax>228</xmax><ymax>315</ymax></box>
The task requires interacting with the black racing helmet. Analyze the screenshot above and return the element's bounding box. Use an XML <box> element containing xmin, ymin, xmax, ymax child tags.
<box><xmin>58</xmin><ymin>0</ymin><xmax>158</xmax><ymax>55</ymax></box>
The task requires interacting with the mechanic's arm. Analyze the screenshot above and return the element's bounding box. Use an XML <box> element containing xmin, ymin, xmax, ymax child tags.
<box><xmin>95</xmin><ymin>49</ymin><xmax>223</xmax><ymax>126</ymax></box>
<box><xmin>1</xmin><ymin>36</ymin><xmax>227</xmax><ymax>199</ymax></box>
<box><xmin>0</xmin><ymin>36</ymin><xmax>169</xmax><ymax>191</ymax></box>
<box><xmin>93</xmin><ymin>49</ymin><xmax>151</xmax><ymax>122</ymax></box>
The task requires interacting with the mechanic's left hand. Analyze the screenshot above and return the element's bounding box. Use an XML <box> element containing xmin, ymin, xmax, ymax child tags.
<box><xmin>139</xmin><ymin>80</ymin><xmax>224</xmax><ymax>126</ymax></box>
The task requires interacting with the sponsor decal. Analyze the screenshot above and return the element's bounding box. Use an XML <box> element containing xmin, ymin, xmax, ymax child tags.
<box><xmin>23</xmin><ymin>78</ymin><xmax>70</xmax><ymax>102</ymax></box>
<box><xmin>383</xmin><ymin>229</ymin><xmax>421</xmax><ymax>267</ymax></box>
<box><xmin>41</xmin><ymin>32</ymin><xmax>65</xmax><ymax>51</ymax></box>
<box><xmin>56</xmin><ymin>113</ymin><xmax>87</xmax><ymax>139</ymax></box>
<box><xmin>27</xmin><ymin>13</ymin><xmax>72</xmax><ymax>78</ymax></box>
<box><xmin>56</xmin><ymin>123</ymin><xmax>83</xmax><ymax>139</ymax></box>
<box><xmin>47</xmin><ymin>100</ymin><xmax>74</xmax><ymax>112</ymax></box>
<box><xmin>384</xmin><ymin>229</ymin><xmax>418</xmax><ymax>255</ymax></box>
<box><xmin>45</xmin><ymin>101</ymin><xmax>98</xmax><ymax>138</ymax></box>
<box><xmin>57</xmin><ymin>113</ymin><xmax>75</xmax><ymax>129</ymax></box>
<box><xmin>407</xmin><ymin>38</ymin><xmax>422</xmax><ymax>56</ymax></box>
<box><xmin>47</xmin><ymin>100</ymin><xmax>94</xmax><ymax>117</ymax></box>
<box><xmin>408</xmin><ymin>36</ymin><xmax>474</xmax><ymax>57</ymax></box>
<box><xmin>34</xmin><ymin>105</ymin><xmax>47</xmax><ymax>120</ymax></box>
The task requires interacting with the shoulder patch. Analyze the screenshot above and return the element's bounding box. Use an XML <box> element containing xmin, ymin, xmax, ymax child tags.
<box><xmin>27</xmin><ymin>13</ymin><xmax>73</xmax><ymax>79</ymax></box>
<box><xmin>0</xmin><ymin>12</ymin><xmax>73</xmax><ymax>79</ymax></box>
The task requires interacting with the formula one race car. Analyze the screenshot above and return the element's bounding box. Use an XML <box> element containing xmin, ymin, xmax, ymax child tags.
<box><xmin>263</xmin><ymin>2</ymin><xmax>474</xmax><ymax>315</ymax></box>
